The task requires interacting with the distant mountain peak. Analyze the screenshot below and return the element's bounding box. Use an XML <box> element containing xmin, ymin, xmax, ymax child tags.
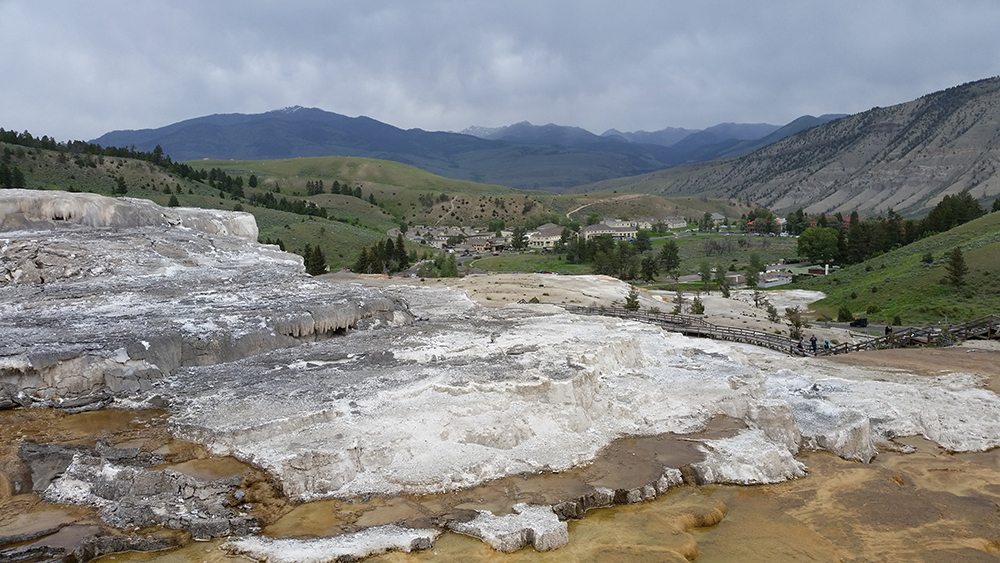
<box><xmin>271</xmin><ymin>105</ymin><xmax>308</xmax><ymax>114</ymax></box>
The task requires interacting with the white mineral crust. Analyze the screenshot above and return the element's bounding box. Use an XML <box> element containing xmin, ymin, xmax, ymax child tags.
<box><xmin>160</xmin><ymin>285</ymin><xmax>1000</xmax><ymax>501</ymax></box>
<box><xmin>222</xmin><ymin>525</ymin><xmax>440</xmax><ymax>562</ymax></box>
<box><xmin>448</xmin><ymin>503</ymin><xmax>569</xmax><ymax>552</ymax></box>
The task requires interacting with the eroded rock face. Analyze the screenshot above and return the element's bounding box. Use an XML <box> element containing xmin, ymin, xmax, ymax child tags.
<box><xmin>0</xmin><ymin>191</ymin><xmax>411</xmax><ymax>407</ymax></box>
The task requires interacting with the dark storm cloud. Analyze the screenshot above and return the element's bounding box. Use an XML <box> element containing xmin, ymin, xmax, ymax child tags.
<box><xmin>2</xmin><ymin>0</ymin><xmax>998</xmax><ymax>140</ymax></box>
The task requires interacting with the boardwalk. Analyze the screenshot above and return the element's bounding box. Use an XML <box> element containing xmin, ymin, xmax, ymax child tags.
<box><xmin>563</xmin><ymin>306</ymin><xmax>1000</xmax><ymax>357</ymax></box>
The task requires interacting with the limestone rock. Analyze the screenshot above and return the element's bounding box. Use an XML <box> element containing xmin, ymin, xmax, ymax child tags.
<box><xmin>0</xmin><ymin>190</ymin><xmax>411</xmax><ymax>405</ymax></box>
<box><xmin>39</xmin><ymin>447</ymin><xmax>252</xmax><ymax>537</ymax></box>
<box><xmin>222</xmin><ymin>525</ymin><xmax>440</xmax><ymax>562</ymax></box>
<box><xmin>448</xmin><ymin>503</ymin><xmax>569</xmax><ymax>553</ymax></box>
<box><xmin>693</xmin><ymin>429</ymin><xmax>807</xmax><ymax>485</ymax></box>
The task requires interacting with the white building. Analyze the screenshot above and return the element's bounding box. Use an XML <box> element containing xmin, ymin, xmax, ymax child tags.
<box><xmin>527</xmin><ymin>223</ymin><xmax>564</xmax><ymax>249</ymax></box>
<box><xmin>581</xmin><ymin>223</ymin><xmax>637</xmax><ymax>241</ymax></box>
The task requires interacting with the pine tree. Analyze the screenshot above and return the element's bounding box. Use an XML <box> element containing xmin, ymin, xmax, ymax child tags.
<box><xmin>395</xmin><ymin>233</ymin><xmax>409</xmax><ymax>270</ymax></box>
<box><xmin>167</xmin><ymin>194</ymin><xmax>179</xmax><ymax>207</ymax></box>
<box><xmin>0</xmin><ymin>163</ymin><xmax>11</xmax><ymax>187</ymax></box>
<box><xmin>353</xmin><ymin>247</ymin><xmax>371</xmax><ymax>273</ymax></box>
<box><xmin>690</xmin><ymin>294</ymin><xmax>705</xmax><ymax>314</ymax></box>
<box><xmin>10</xmin><ymin>166</ymin><xmax>25</xmax><ymax>187</ymax></box>
<box><xmin>944</xmin><ymin>247</ymin><xmax>968</xmax><ymax>289</ymax></box>
<box><xmin>623</xmin><ymin>286</ymin><xmax>640</xmax><ymax>311</ymax></box>
<box><xmin>658</xmin><ymin>241</ymin><xmax>680</xmax><ymax>279</ymax></box>
<box><xmin>307</xmin><ymin>245</ymin><xmax>327</xmax><ymax>276</ymax></box>
<box><xmin>248</xmin><ymin>174</ymin><xmax>258</xmax><ymax>188</ymax></box>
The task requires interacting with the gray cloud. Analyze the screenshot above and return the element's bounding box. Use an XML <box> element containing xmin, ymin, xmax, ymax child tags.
<box><xmin>2</xmin><ymin>0</ymin><xmax>999</xmax><ymax>141</ymax></box>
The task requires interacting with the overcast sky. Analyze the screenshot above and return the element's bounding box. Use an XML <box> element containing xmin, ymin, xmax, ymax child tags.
<box><xmin>2</xmin><ymin>0</ymin><xmax>998</xmax><ymax>141</ymax></box>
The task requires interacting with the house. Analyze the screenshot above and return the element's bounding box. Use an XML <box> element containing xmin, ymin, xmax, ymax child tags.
<box><xmin>759</xmin><ymin>271</ymin><xmax>793</xmax><ymax>288</ymax></box>
<box><xmin>725</xmin><ymin>272</ymin><xmax>745</xmax><ymax>286</ymax></box>
<box><xmin>710</xmin><ymin>212</ymin><xmax>726</xmax><ymax>226</ymax></box>
<box><xmin>660</xmin><ymin>217</ymin><xmax>687</xmax><ymax>229</ymax></box>
<box><xmin>581</xmin><ymin>223</ymin><xmax>637</xmax><ymax>241</ymax></box>
<box><xmin>466</xmin><ymin>236</ymin><xmax>493</xmax><ymax>253</ymax></box>
<box><xmin>527</xmin><ymin>223</ymin><xmax>564</xmax><ymax>249</ymax></box>
<box><xmin>605</xmin><ymin>217</ymin><xmax>654</xmax><ymax>231</ymax></box>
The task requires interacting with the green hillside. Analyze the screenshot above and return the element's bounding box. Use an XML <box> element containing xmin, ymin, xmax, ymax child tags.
<box><xmin>193</xmin><ymin>156</ymin><xmax>559</xmax><ymax>228</ymax></box>
<box><xmin>799</xmin><ymin>210</ymin><xmax>1000</xmax><ymax>324</ymax></box>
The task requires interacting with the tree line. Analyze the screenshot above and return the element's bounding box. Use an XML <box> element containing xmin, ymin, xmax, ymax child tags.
<box><xmin>795</xmin><ymin>193</ymin><xmax>990</xmax><ymax>265</ymax></box>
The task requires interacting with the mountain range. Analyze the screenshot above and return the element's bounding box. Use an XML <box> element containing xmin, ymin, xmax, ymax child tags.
<box><xmin>92</xmin><ymin>108</ymin><xmax>840</xmax><ymax>190</ymax></box>
<box><xmin>577</xmin><ymin>77</ymin><xmax>1000</xmax><ymax>216</ymax></box>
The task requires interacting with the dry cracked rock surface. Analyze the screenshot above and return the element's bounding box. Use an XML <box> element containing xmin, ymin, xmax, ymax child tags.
<box><xmin>3</xmin><ymin>191</ymin><xmax>999</xmax><ymax>561</ymax></box>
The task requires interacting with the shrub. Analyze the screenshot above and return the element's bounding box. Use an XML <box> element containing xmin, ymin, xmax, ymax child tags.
<box><xmin>866</xmin><ymin>304</ymin><xmax>879</xmax><ymax>314</ymax></box>
<box><xmin>690</xmin><ymin>296</ymin><xmax>705</xmax><ymax>315</ymax></box>
<box><xmin>921</xmin><ymin>252</ymin><xmax>934</xmax><ymax>264</ymax></box>
<box><xmin>837</xmin><ymin>305</ymin><xmax>854</xmax><ymax>322</ymax></box>
<box><xmin>850</xmin><ymin>291</ymin><xmax>858</xmax><ymax>299</ymax></box>
<box><xmin>892</xmin><ymin>314</ymin><xmax>902</xmax><ymax>325</ymax></box>
<box><xmin>528</xmin><ymin>296</ymin><xmax>540</xmax><ymax>304</ymax></box>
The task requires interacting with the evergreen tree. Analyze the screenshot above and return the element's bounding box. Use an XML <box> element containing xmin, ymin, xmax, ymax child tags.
<box><xmin>248</xmin><ymin>174</ymin><xmax>258</xmax><ymax>188</ymax></box>
<box><xmin>395</xmin><ymin>233</ymin><xmax>409</xmax><ymax>270</ymax></box>
<box><xmin>511</xmin><ymin>226</ymin><xmax>527</xmax><ymax>250</ymax></box>
<box><xmin>640</xmin><ymin>255</ymin><xmax>658</xmax><ymax>281</ymax></box>
<box><xmin>10</xmin><ymin>166</ymin><xmax>25</xmax><ymax>187</ymax></box>
<box><xmin>0</xmin><ymin>163</ymin><xmax>11</xmax><ymax>187</ymax></box>
<box><xmin>657</xmin><ymin>240</ymin><xmax>680</xmax><ymax>279</ymax></box>
<box><xmin>167</xmin><ymin>194</ymin><xmax>179</xmax><ymax>207</ymax></box>
<box><xmin>634</xmin><ymin>230</ymin><xmax>652</xmax><ymax>252</ymax></box>
<box><xmin>623</xmin><ymin>286</ymin><xmax>640</xmax><ymax>311</ymax></box>
<box><xmin>993</xmin><ymin>198</ymin><xmax>1000</xmax><ymax>212</ymax></box>
<box><xmin>353</xmin><ymin>247</ymin><xmax>371</xmax><ymax>273</ymax></box>
<box><xmin>944</xmin><ymin>247</ymin><xmax>968</xmax><ymax>289</ymax></box>
<box><xmin>306</xmin><ymin>245</ymin><xmax>327</xmax><ymax>276</ymax></box>
<box><xmin>690</xmin><ymin>294</ymin><xmax>705</xmax><ymax>314</ymax></box>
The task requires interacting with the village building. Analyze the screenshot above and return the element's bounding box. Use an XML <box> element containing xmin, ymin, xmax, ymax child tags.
<box><xmin>581</xmin><ymin>223</ymin><xmax>638</xmax><ymax>241</ymax></box>
<box><xmin>759</xmin><ymin>271</ymin><xmax>793</xmax><ymax>288</ymax></box>
<box><xmin>604</xmin><ymin>217</ymin><xmax>654</xmax><ymax>230</ymax></box>
<box><xmin>526</xmin><ymin>223</ymin><xmax>564</xmax><ymax>249</ymax></box>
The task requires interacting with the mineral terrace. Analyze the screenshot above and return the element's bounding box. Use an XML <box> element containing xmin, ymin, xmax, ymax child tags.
<box><xmin>1</xmin><ymin>190</ymin><xmax>998</xmax><ymax>561</ymax></box>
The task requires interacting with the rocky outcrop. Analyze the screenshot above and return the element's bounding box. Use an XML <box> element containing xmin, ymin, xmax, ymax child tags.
<box><xmin>0</xmin><ymin>531</ymin><xmax>178</xmax><ymax>563</ymax></box>
<box><xmin>0</xmin><ymin>191</ymin><xmax>412</xmax><ymax>407</ymax></box>
<box><xmin>693</xmin><ymin>430</ymin><xmax>807</xmax><ymax>485</ymax></box>
<box><xmin>448</xmin><ymin>504</ymin><xmax>569</xmax><ymax>553</ymax></box>
<box><xmin>0</xmin><ymin>189</ymin><xmax>258</xmax><ymax>240</ymax></box>
<box><xmin>222</xmin><ymin>525</ymin><xmax>440</xmax><ymax>562</ymax></box>
<box><xmin>19</xmin><ymin>441</ymin><xmax>254</xmax><ymax>539</ymax></box>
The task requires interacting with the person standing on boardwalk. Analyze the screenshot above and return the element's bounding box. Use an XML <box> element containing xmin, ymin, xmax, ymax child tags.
<box><xmin>885</xmin><ymin>324</ymin><xmax>893</xmax><ymax>337</ymax></box>
<box><xmin>810</xmin><ymin>334</ymin><xmax>818</xmax><ymax>353</ymax></box>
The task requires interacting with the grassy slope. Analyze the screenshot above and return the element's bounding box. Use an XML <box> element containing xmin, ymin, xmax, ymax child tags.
<box><xmin>194</xmin><ymin>156</ymin><xmax>559</xmax><ymax>228</ymax></box>
<box><xmin>798</xmin><ymin>211</ymin><xmax>1000</xmax><ymax>324</ymax></box>
<box><xmin>652</xmin><ymin>234</ymin><xmax>799</xmax><ymax>275</ymax></box>
<box><xmin>471</xmin><ymin>253</ymin><xmax>593</xmax><ymax>275</ymax></box>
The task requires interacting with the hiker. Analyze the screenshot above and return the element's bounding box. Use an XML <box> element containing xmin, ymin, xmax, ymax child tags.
<box><xmin>823</xmin><ymin>337</ymin><xmax>831</xmax><ymax>351</ymax></box>
<box><xmin>885</xmin><ymin>324</ymin><xmax>893</xmax><ymax>337</ymax></box>
<box><xmin>810</xmin><ymin>334</ymin><xmax>818</xmax><ymax>353</ymax></box>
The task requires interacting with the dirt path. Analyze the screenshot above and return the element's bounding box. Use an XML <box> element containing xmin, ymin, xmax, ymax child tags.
<box><xmin>565</xmin><ymin>194</ymin><xmax>644</xmax><ymax>219</ymax></box>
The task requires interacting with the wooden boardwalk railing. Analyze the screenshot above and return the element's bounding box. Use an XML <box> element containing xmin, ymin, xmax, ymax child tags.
<box><xmin>563</xmin><ymin>306</ymin><xmax>1000</xmax><ymax>357</ymax></box>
